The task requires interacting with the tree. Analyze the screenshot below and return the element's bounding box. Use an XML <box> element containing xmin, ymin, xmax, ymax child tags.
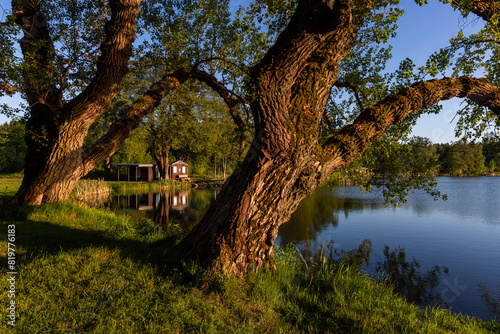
<box><xmin>2</xmin><ymin>0</ymin><xmax>500</xmax><ymax>275</ymax></box>
<box><xmin>175</xmin><ymin>0</ymin><xmax>500</xmax><ymax>275</ymax></box>
<box><xmin>146</xmin><ymin>82</ymin><xmax>198</xmax><ymax>180</ymax></box>
<box><xmin>112</xmin><ymin>125</ymin><xmax>153</xmax><ymax>166</ymax></box>
<box><xmin>443</xmin><ymin>139</ymin><xmax>486</xmax><ymax>175</ymax></box>
<box><xmin>482</xmin><ymin>132</ymin><xmax>500</xmax><ymax>171</ymax></box>
<box><xmin>0</xmin><ymin>120</ymin><xmax>27</xmax><ymax>173</ymax></box>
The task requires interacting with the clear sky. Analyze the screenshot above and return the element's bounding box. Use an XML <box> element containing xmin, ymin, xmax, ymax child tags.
<box><xmin>389</xmin><ymin>1</ymin><xmax>485</xmax><ymax>143</ymax></box>
<box><xmin>0</xmin><ymin>0</ymin><xmax>486</xmax><ymax>143</ymax></box>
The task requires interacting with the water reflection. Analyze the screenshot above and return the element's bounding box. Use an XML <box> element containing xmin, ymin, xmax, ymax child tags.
<box><xmin>110</xmin><ymin>189</ymin><xmax>216</xmax><ymax>233</ymax></box>
<box><xmin>478</xmin><ymin>283</ymin><xmax>500</xmax><ymax>319</ymax></box>
<box><xmin>278</xmin><ymin>177</ymin><xmax>500</xmax><ymax>321</ymax></box>
<box><xmin>279</xmin><ymin>188</ymin><xmax>368</xmax><ymax>245</ymax></box>
<box><xmin>375</xmin><ymin>245</ymin><xmax>449</xmax><ymax>307</ymax></box>
<box><xmin>101</xmin><ymin>177</ymin><xmax>500</xmax><ymax>321</ymax></box>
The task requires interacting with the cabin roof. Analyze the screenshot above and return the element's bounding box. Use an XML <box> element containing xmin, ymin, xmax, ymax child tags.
<box><xmin>115</xmin><ymin>160</ymin><xmax>188</xmax><ymax>167</ymax></box>
<box><xmin>169</xmin><ymin>160</ymin><xmax>188</xmax><ymax>166</ymax></box>
<box><xmin>114</xmin><ymin>161</ymin><xmax>157</xmax><ymax>167</ymax></box>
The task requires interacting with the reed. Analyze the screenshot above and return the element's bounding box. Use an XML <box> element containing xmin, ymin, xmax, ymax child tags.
<box><xmin>71</xmin><ymin>178</ymin><xmax>112</xmax><ymax>203</ymax></box>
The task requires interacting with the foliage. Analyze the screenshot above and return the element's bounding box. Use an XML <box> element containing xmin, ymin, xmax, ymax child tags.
<box><xmin>111</xmin><ymin>126</ymin><xmax>154</xmax><ymax>165</ymax></box>
<box><xmin>439</xmin><ymin>139</ymin><xmax>487</xmax><ymax>176</ymax></box>
<box><xmin>482</xmin><ymin>131</ymin><xmax>500</xmax><ymax>172</ymax></box>
<box><xmin>0</xmin><ymin>121</ymin><xmax>26</xmax><ymax>174</ymax></box>
<box><xmin>340</xmin><ymin>135</ymin><xmax>445</xmax><ymax>206</ymax></box>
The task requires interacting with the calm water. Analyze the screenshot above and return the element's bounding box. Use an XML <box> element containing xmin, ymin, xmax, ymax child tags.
<box><xmin>110</xmin><ymin>177</ymin><xmax>500</xmax><ymax>321</ymax></box>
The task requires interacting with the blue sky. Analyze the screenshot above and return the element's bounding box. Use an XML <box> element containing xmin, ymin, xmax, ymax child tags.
<box><xmin>0</xmin><ymin>0</ymin><xmax>486</xmax><ymax>143</ymax></box>
<box><xmin>389</xmin><ymin>1</ymin><xmax>485</xmax><ymax>143</ymax></box>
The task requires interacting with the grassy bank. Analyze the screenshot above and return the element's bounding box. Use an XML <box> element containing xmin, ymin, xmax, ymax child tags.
<box><xmin>0</xmin><ymin>202</ymin><xmax>498</xmax><ymax>333</ymax></box>
<box><xmin>0</xmin><ymin>177</ymin><xmax>191</xmax><ymax>201</ymax></box>
<box><xmin>108</xmin><ymin>179</ymin><xmax>191</xmax><ymax>193</ymax></box>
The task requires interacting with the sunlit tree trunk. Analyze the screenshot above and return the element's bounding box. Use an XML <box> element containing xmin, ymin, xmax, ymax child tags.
<box><xmin>9</xmin><ymin>0</ymin><xmax>190</xmax><ymax>205</ymax></box>
<box><xmin>176</xmin><ymin>0</ymin><xmax>500</xmax><ymax>276</ymax></box>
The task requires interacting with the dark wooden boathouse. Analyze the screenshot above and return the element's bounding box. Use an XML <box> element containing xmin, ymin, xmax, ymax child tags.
<box><xmin>115</xmin><ymin>160</ymin><xmax>189</xmax><ymax>181</ymax></box>
<box><xmin>114</xmin><ymin>162</ymin><xmax>159</xmax><ymax>182</ymax></box>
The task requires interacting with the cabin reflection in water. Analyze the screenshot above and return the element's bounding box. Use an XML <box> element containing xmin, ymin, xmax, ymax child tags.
<box><xmin>118</xmin><ymin>191</ymin><xmax>190</xmax><ymax>212</ymax></box>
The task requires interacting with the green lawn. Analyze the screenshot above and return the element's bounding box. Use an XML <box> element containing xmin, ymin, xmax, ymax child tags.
<box><xmin>0</xmin><ymin>178</ymin><xmax>22</xmax><ymax>197</ymax></box>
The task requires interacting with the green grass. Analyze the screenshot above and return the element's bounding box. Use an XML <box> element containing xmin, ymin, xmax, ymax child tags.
<box><xmin>71</xmin><ymin>179</ymin><xmax>112</xmax><ymax>202</ymax></box>
<box><xmin>108</xmin><ymin>179</ymin><xmax>191</xmax><ymax>193</ymax></box>
<box><xmin>0</xmin><ymin>178</ymin><xmax>22</xmax><ymax>195</ymax></box>
<box><xmin>0</xmin><ymin>202</ymin><xmax>498</xmax><ymax>333</ymax></box>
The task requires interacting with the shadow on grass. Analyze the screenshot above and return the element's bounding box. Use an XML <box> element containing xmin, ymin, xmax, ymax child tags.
<box><xmin>0</xmin><ymin>203</ymin><xmax>186</xmax><ymax>280</ymax></box>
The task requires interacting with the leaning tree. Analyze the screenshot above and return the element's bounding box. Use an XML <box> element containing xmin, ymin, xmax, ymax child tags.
<box><xmin>2</xmin><ymin>0</ymin><xmax>500</xmax><ymax>275</ymax></box>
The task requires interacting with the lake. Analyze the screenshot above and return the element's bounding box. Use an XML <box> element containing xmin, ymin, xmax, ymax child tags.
<box><xmin>108</xmin><ymin>177</ymin><xmax>500</xmax><ymax>321</ymax></box>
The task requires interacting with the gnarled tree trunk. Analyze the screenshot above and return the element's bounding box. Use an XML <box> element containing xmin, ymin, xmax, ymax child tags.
<box><xmin>176</xmin><ymin>0</ymin><xmax>500</xmax><ymax>276</ymax></box>
<box><xmin>9</xmin><ymin>0</ymin><xmax>191</xmax><ymax>205</ymax></box>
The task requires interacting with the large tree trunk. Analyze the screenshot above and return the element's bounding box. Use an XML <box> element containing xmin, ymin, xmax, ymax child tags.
<box><xmin>9</xmin><ymin>0</ymin><xmax>141</xmax><ymax>205</ymax></box>
<box><xmin>12</xmin><ymin>115</ymin><xmax>93</xmax><ymax>204</ymax></box>
<box><xmin>177</xmin><ymin>136</ymin><xmax>327</xmax><ymax>274</ymax></box>
<box><xmin>176</xmin><ymin>0</ymin><xmax>362</xmax><ymax>275</ymax></box>
<box><xmin>175</xmin><ymin>1</ymin><xmax>500</xmax><ymax>276</ymax></box>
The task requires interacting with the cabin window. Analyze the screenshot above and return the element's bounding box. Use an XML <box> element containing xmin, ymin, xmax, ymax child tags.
<box><xmin>182</xmin><ymin>166</ymin><xmax>186</xmax><ymax>174</ymax></box>
<box><xmin>173</xmin><ymin>166</ymin><xmax>177</xmax><ymax>173</ymax></box>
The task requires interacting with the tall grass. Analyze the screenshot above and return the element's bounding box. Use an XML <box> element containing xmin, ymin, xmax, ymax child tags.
<box><xmin>109</xmin><ymin>179</ymin><xmax>191</xmax><ymax>193</ymax></box>
<box><xmin>71</xmin><ymin>178</ymin><xmax>112</xmax><ymax>204</ymax></box>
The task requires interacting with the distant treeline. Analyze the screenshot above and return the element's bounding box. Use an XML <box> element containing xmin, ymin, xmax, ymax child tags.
<box><xmin>433</xmin><ymin>138</ymin><xmax>499</xmax><ymax>176</ymax></box>
<box><xmin>1</xmin><ymin>120</ymin><xmax>499</xmax><ymax>177</ymax></box>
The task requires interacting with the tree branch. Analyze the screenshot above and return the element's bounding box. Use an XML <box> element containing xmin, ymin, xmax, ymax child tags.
<box><xmin>189</xmin><ymin>68</ymin><xmax>248</xmax><ymax>131</ymax></box>
<box><xmin>0</xmin><ymin>83</ymin><xmax>25</xmax><ymax>94</ymax></box>
<box><xmin>80</xmin><ymin>71</ymin><xmax>190</xmax><ymax>174</ymax></box>
<box><xmin>323</xmin><ymin>76</ymin><xmax>500</xmax><ymax>173</ymax></box>
<box><xmin>63</xmin><ymin>0</ymin><xmax>141</xmax><ymax>121</ymax></box>
<box><xmin>451</xmin><ymin>0</ymin><xmax>500</xmax><ymax>24</ymax></box>
<box><xmin>194</xmin><ymin>57</ymin><xmax>250</xmax><ymax>75</ymax></box>
<box><xmin>250</xmin><ymin>0</ymin><xmax>355</xmax><ymax>94</ymax></box>
<box><xmin>13</xmin><ymin>0</ymin><xmax>59</xmax><ymax>109</ymax></box>
<box><xmin>334</xmin><ymin>81</ymin><xmax>367</xmax><ymax>110</ymax></box>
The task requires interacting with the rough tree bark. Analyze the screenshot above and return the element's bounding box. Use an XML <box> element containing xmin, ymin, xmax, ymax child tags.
<box><xmin>176</xmin><ymin>0</ymin><xmax>500</xmax><ymax>276</ymax></box>
<box><xmin>10</xmin><ymin>0</ymin><xmax>140</xmax><ymax>204</ymax></box>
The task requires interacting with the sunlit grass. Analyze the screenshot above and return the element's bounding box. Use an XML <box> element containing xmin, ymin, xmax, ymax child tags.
<box><xmin>0</xmin><ymin>178</ymin><xmax>21</xmax><ymax>196</ymax></box>
<box><xmin>71</xmin><ymin>179</ymin><xmax>112</xmax><ymax>203</ymax></box>
<box><xmin>108</xmin><ymin>179</ymin><xmax>191</xmax><ymax>194</ymax></box>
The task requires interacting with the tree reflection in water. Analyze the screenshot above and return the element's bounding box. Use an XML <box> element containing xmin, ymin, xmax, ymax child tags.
<box><xmin>110</xmin><ymin>189</ymin><xmax>216</xmax><ymax>237</ymax></box>
<box><xmin>375</xmin><ymin>245</ymin><xmax>449</xmax><ymax>307</ymax></box>
<box><xmin>478</xmin><ymin>283</ymin><xmax>500</xmax><ymax>319</ymax></box>
<box><xmin>298</xmin><ymin>239</ymin><xmax>449</xmax><ymax>308</ymax></box>
<box><xmin>279</xmin><ymin>189</ymin><xmax>366</xmax><ymax>245</ymax></box>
